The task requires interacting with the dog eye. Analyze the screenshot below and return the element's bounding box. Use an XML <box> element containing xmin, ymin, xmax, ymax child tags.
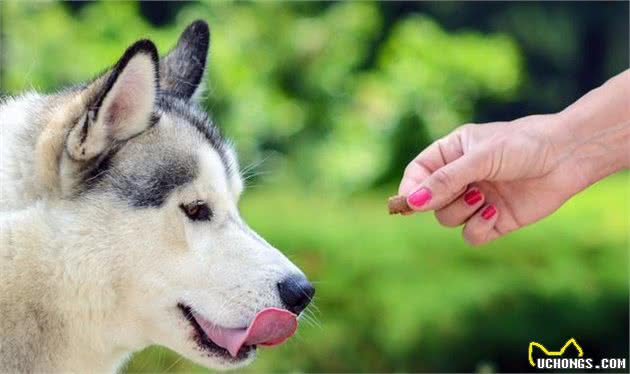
<box><xmin>180</xmin><ymin>201</ymin><xmax>212</xmax><ymax>221</ymax></box>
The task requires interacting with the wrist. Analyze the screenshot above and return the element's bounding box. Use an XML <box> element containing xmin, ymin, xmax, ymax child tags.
<box><xmin>552</xmin><ymin>100</ymin><xmax>630</xmax><ymax>188</ymax></box>
<box><xmin>540</xmin><ymin>71</ymin><xmax>630</xmax><ymax>188</ymax></box>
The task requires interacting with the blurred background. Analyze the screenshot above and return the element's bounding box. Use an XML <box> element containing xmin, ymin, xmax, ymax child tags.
<box><xmin>0</xmin><ymin>1</ymin><xmax>628</xmax><ymax>372</ymax></box>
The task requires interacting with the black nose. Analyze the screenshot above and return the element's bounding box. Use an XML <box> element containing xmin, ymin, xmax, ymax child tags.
<box><xmin>277</xmin><ymin>275</ymin><xmax>315</xmax><ymax>315</ymax></box>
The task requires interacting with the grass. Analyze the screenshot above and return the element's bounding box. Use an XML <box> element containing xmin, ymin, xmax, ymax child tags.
<box><xmin>125</xmin><ymin>173</ymin><xmax>629</xmax><ymax>373</ymax></box>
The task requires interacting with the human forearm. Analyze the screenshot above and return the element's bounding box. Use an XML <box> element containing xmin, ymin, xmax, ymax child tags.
<box><xmin>552</xmin><ymin>69</ymin><xmax>630</xmax><ymax>186</ymax></box>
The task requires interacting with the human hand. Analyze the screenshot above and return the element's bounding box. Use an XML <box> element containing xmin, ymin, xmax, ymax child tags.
<box><xmin>398</xmin><ymin>70</ymin><xmax>629</xmax><ymax>245</ymax></box>
<box><xmin>399</xmin><ymin>115</ymin><xmax>582</xmax><ymax>245</ymax></box>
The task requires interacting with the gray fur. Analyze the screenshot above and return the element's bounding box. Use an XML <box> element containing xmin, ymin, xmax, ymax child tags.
<box><xmin>96</xmin><ymin>121</ymin><xmax>201</xmax><ymax>208</ymax></box>
<box><xmin>73</xmin><ymin>93</ymin><xmax>230</xmax><ymax>209</ymax></box>
<box><xmin>110</xmin><ymin>154</ymin><xmax>198</xmax><ymax>208</ymax></box>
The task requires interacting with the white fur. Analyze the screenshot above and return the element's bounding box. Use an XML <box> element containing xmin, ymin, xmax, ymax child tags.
<box><xmin>0</xmin><ymin>93</ymin><xmax>47</xmax><ymax>211</ymax></box>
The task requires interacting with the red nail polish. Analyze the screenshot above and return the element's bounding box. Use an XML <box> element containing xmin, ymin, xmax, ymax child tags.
<box><xmin>464</xmin><ymin>189</ymin><xmax>482</xmax><ymax>206</ymax></box>
<box><xmin>408</xmin><ymin>187</ymin><xmax>432</xmax><ymax>208</ymax></box>
<box><xmin>481</xmin><ymin>205</ymin><xmax>497</xmax><ymax>220</ymax></box>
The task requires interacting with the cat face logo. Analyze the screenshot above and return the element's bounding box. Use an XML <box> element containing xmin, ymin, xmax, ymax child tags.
<box><xmin>528</xmin><ymin>338</ymin><xmax>584</xmax><ymax>367</ymax></box>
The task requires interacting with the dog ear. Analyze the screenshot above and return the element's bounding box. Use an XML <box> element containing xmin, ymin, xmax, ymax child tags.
<box><xmin>66</xmin><ymin>40</ymin><xmax>159</xmax><ymax>161</ymax></box>
<box><xmin>160</xmin><ymin>20</ymin><xmax>210</xmax><ymax>101</ymax></box>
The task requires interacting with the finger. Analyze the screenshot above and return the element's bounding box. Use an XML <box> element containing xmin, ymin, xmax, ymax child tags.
<box><xmin>434</xmin><ymin>186</ymin><xmax>485</xmax><ymax>227</ymax></box>
<box><xmin>406</xmin><ymin>149</ymin><xmax>490</xmax><ymax>212</ymax></box>
<box><xmin>398</xmin><ymin>134</ymin><xmax>467</xmax><ymax>197</ymax></box>
<box><xmin>462</xmin><ymin>203</ymin><xmax>500</xmax><ymax>246</ymax></box>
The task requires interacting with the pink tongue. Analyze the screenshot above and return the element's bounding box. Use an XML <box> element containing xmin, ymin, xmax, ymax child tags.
<box><xmin>193</xmin><ymin>308</ymin><xmax>297</xmax><ymax>357</ymax></box>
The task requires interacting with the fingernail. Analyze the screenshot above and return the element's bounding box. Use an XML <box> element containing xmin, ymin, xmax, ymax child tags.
<box><xmin>408</xmin><ymin>187</ymin><xmax>432</xmax><ymax>208</ymax></box>
<box><xmin>481</xmin><ymin>205</ymin><xmax>497</xmax><ymax>220</ymax></box>
<box><xmin>464</xmin><ymin>189</ymin><xmax>482</xmax><ymax>206</ymax></box>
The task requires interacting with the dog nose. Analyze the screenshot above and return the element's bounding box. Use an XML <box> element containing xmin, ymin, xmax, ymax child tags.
<box><xmin>277</xmin><ymin>275</ymin><xmax>315</xmax><ymax>315</ymax></box>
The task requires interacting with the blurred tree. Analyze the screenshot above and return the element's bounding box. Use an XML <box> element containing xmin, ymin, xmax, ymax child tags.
<box><xmin>413</xmin><ymin>1</ymin><xmax>629</xmax><ymax>120</ymax></box>
<box><xmin>0</xmin><ymin>1</ymin><xmax>5</xmax><ymax>93</ymax></box>
<box><xmin>1</xmin><ymin>1</ymin><xmax>626</xmax><ymax>193</ymax></box>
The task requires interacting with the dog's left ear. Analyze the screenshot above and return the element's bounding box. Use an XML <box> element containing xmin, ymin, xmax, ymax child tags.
<box><xmin>66</xmin><ymin>39</ymin><xmax>159</xmax><ymax>161</ymax></box>
<box><xmin>160</xmin><ymin>20</ymin><xmax>210</xmax><ymax>101</ymax></box>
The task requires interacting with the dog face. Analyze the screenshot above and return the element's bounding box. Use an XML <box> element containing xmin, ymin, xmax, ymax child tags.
<box><xmin>53</xmin><ymin>22</ymin><xmax>313</xmax><ymax>369</ymax></box>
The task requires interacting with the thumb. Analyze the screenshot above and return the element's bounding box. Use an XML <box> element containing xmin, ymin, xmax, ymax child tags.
<box><xmin>406</xmin><ymin>150</ymin><xmax>490</xmax><ymax>211</ymax></box>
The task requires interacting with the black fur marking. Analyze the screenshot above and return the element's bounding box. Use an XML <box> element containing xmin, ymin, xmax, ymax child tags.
<box><xmin>76</xmin><ymin>152</ymin><xmax>198</xmax><ymax>209</ymax></box>
<box><xmin>148</xmin><ymin>112</ymin><xmax>161</xmax><ymax>128</ymax></box>
<box><xmin>109</xmin><ymin>155</ymin><xmax>198</xmax><ymax>208</ymax></box>
<box><xmin>75</xmin><ymin>125</ymin><xmax>198</xmax><ymax>209</ymax></box>
<box><xmin>160</xmin><ymin>20</ymin><xmax>210</xmax><ymax>100</ymax></box>
<box><xmin>76</xmin><ymin>144</ymin><xmax>121</xmax><ymax>192</ymax></box>
<box><xmin>79</xmin><ymin>115</ymin><xmax>90</xmax><ymax>144</ymax></box>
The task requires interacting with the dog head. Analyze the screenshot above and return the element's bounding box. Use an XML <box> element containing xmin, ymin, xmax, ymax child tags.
<box><xmin>47</xmin><ymin>21</ymin><xmax>314</xmax><ymax>369</ymax></box>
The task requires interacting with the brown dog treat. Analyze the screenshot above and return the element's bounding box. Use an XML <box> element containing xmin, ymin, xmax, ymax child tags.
<box><xmin>388</xmin><ymin>195</ymin><xmax>412</xmax><ymax>215</ymax></box>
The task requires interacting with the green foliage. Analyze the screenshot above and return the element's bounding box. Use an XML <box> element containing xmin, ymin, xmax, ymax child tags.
<box><xmin>2</xmin><ymin>1</ymin><xmax>521</xmax><ymax>193</ymax></box>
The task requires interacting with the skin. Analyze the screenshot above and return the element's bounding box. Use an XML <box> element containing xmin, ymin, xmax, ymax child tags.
<box><xmin>399</xmin><ymin>69</ymin><xmax>630</xmax><ymax>246</ymax></box>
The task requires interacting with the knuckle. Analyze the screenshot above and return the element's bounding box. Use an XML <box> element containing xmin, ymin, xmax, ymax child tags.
<box><xmin>488</xmin><ymin>133</ymin><xmax>509</xmax><ymax>148</ymax></box>
<box><xmin>463</xmin><ymin>232</ymin><xmax>484</xmax><ymax>246</ymax></box>
<box><xmin>431</xmin><ymin>168</ymin><xmax>455</xmax><ymax>191</ymax></box>
<box><xmin>435</xmin><ymin>136</ymin><xmax>450</xmax><ymax>149</ymax></box>
<box><xmin>403</xmin><ymin>162</ymin><xmax>416</xmax><ymax>177</ymax></box>
<box><xmin>434</xmin><ymin>211</ymin><xmax>460</xmax><ymax>228</ymax></box>
<box><xmin>463</xmin><ymin>225</ymin><xmax>485</xmax><ymax>246</ymax></box>
<box><xmin>456</xmin><ymin>123</ymin><xmax>476</xmax><ymax>136</ymax></box>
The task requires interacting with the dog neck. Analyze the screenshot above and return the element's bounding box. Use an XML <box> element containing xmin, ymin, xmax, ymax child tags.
<box><xmin>0</xmin><ymin>205</ymin><xmax>147</xmax><ymax>372</ymax></box>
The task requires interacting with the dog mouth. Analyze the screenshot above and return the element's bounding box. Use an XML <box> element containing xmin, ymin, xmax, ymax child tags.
<box><xmin>178</xmin><ymin>304</ymin><xmax>251</xmax><ymax>359</ymax></box>
<box><xmin>177</xmin><ymin>303</ymin><xmax>298</xmax><ymax>359</ymax></box>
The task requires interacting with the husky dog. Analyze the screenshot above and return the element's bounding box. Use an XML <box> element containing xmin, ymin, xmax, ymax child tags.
<box><xmin>0</xmin><ymin>21</ymin><xmax>314</xmax><ymax>372</ymax></box>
